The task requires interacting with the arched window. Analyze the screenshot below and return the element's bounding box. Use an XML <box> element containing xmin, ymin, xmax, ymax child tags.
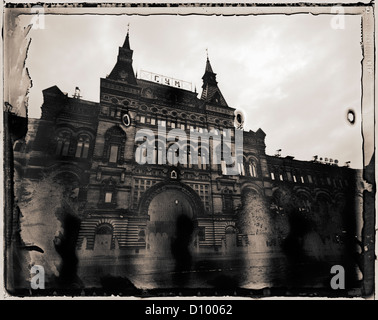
<box><xmin>296</xmin><ymin>193</ymin><xmax>311</xmax><ymax>213</ymax></box>
<box><xmin>155</xmin><ymin>140</ymin><xmax>165</xmax><ymax>165</ymax></box>
<box><xmin>198</xmin><ymin>147</ymin><xmax>208</xmax><ymax>170</ymax></box>
<box><xmin>103</xmin><ymin>126</ymin><xmax>126</xmax><ymax>164</ymax></box>
<box><xmin>167</xmin><ymin>142</ymin><xmax>179</xmax><ymax>166</ymax></box>
<box><xmin>249</xmin><ymin>160</ymin><xmax>258</xmax><ymax>177</ymax></box>
<box><xmin>237</xmin><ymin>156</ymin><xmax>245</xmax><ymax>176</ymax></box>
<box><xmin>75</xmin><ymin>134</ymin><xmax>90</xmax><ymax>158</ymax></box>
<box><xmin>187</xmin><ymin>145</ymin><xmax>192</xmax><ymax>168</ymax></box>
<box><xmin>270</xmin><ymin>189</ymin><xmax>285</xmax><ymax>214</ymax></box>
<box><xmin>222</xmin><ymin>188</ymin><xmax>233</xmax><ymax>213</ymax></box>
<box><xmin>223</xmin><ymin>140</ymin><xmax>233</xmax><ymax>174</ymax></box>
<box><xmin>225</xmin><ymin>225</ymin><xmax>237</xmax><ymax>248</ymax></box>
<box><xmin>218</xmin><ymin>141</ymin><xmax>232</xmax><ymax>175</ymax></box>
<box><xmin>178</xmin><ymin>144</ymin><xmax>189</xmax><ymax>168</ymax></box>
<box><xmin>135</xmin><ymin>142</ymin><xmax>147</xmax><ymax>164</ymax></box>
<box><xmin>167</xmin><ymin>144</ymin><xmax>175</xmax><ymax>166</ymax></box>
<box><xmin>94</xmin><ymin>223</ymin><xmax>114</xmax><ymax>251</ymax></box>
<box><xmin>55</xmin><ymin>131</ymin><xmax>71</xmax><ymax>156</ymax></box>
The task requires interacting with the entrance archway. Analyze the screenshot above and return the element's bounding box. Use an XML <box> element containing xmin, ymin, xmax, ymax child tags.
<box><xmin>147</xmin><ymin>189</ymin><xmax>194</xmax><ymax>254</ymax></box>
<box><xmin>225</xmin><ymin>225</ymin><xmax>237</xmax><ymax>249</ymax></box>
<box><xmin>94</xmin><ymin>223</ymin><xmax>113</xmax><ymax>253</ymax></box>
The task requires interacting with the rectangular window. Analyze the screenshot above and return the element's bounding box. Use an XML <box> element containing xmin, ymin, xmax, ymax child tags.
<box><xmin>157</xmin><ymin>147</ymin><xmax>164</xmax><ymax>165</ymax></box>
<box><xmin>221</xmin><ymin>160</ymin><xmax>227</xmax><ymax>175</ymax></box>
<box><xmin>270</xmin><ymin>172</ymin><xmax>275</xmax><ymax>180</ymax></box>
<box><xmin>238</xmin><ymin>162</ymin><xmax>245</xmax><ymax>176</ymax></box>
<box><xmin>293</xmin><ymin>175</ymin><xmax>297</xmax><ymax>183</ymax></box>
<box><xmin>82</xmin><ymin>143</ymin><xmax>89</xmax><ymax>158</ymax></box>
<box><xmin>158</xmin><ymin>120</ymin><xmax>166</xmax><ymax>127</ymax></box>
<box><xmin>279</xmin><ymin>174</ymin><xmax>284</xmax><ymax>181</ymax></box>
<box><xmin>105</xmin><ymin>192</ymin><xmax>112</xmax><ymax>203</ymax></box>
<box><xmin>181</xmin><ymin>123</ymin><xmax>186</xmax><ymax>130</ymax></box>
<box><xmin>56</xmin><ymin>140</ymin><xmax>63</xmax><ymax>155</ymax></box>
<box><xmin>287</xmin><ymin>172</ymin><xmax>293</xmax><ymax>181</ymax></box>
<box><xmin>300</xmin><ymin>176</ymin><xmax>305</xmax><ymax>184</ymax></box>
<box><xmin>308</xmin><ymin>175</ymin><xmax>313</xmax><ymax>183</ymax></box>
<box><xmin>109</xmin><ymin>145</ymin><xmax>119</xmax><ymax>163</ymax></box>
<box><xmin>151</xmin><ymin>118</ymin><xmax>156</xmax><ymax>125</ymax></box>
<box><xmin>140</xmin><ymin>116</ymin><xmax>145</xmax><ymax>123</ymax></box>
<box><xmin>75</xmin><ymin>143</ymin><xmax>83</xmax><ymax>158</ymax></box>
<box><xmin>62</xmin><ymin>142</ymin><xmax>70</xmax><ymax>156</ymax></box>
<box><xmin>171</xmin><ymin>122</ymin><xmax>176</xmax><ymax>129</ymax></box>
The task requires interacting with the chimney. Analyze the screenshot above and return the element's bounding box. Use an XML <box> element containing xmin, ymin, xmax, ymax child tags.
<box><xmin>73</xmin><ymin>87</ymin><xmax>81</xmax><ymax>99</ymax></box>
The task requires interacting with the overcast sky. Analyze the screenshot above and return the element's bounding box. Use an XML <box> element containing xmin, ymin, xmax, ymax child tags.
<box><xmin>20</xmin><ymin>14</ymin><xmax>363</xmax><ymax>168</ymax></box>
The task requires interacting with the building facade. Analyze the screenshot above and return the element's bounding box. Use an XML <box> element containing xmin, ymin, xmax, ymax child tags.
<box><xmin>13</xmin><ymin>32</ymin><xmax>359</xmax><ymax>285</ymax></box>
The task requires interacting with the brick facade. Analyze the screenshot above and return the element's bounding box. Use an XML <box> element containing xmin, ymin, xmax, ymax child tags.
<box><xmin>13</xmin><ymin>32</ymin><xmax>360</xmax><ymax>278</ymax></box>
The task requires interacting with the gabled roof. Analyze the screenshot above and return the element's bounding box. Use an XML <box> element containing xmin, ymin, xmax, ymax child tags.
<box><xmin>42</xmin><ymin>85</ymin><xmax>66</xmax><ymax>97</ymax></box>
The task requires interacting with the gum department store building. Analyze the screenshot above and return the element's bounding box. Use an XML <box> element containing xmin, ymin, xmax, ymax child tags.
<box><xmin>13</xmin><ymin>31</ymin><xmax>357</xmax><ymax>261</ymax></box>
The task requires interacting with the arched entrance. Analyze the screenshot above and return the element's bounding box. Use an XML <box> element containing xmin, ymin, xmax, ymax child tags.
<box><xmin>94</xmin><ymin>223</ymin><xmax>113</xmax><ymax>253</ymax></box>
<box><xmin>225</xmin><ymin>225</ymin><xmax>237</xmax><ymax>249</ymax></box>
<box><xmin>147</xmin><ymin>189</ymin><xmax>194</xmax><ymax>254</ymax></box>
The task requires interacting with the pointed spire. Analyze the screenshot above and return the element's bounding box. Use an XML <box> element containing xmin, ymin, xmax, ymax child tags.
<box><xmin>200</xmin><ymin>55</ymin><xmax>228</xmax><ymax>107</ymax></box>
<box><xmin>201</xmin><ymin>53</ymin><xmax>217</xmax><ymax>88</ymax></box>
<box><xmin>108</xmin><ymin>24</ymin><xmax>137</xmax><ymax>85</ymax></box>
<box><xmin>122</xmin><ymin>23</ymin><xmax>131</xmax><ymax>49</ymax></box>
<box><xmin>205</xmin><ymin>57</ymin><xmax>214</xmax><ymax>73</ymax></box>
<box><xmin>205</xmin><ymin>48</ymin><xmax>214</xmax><ymax>73</ymax></box>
